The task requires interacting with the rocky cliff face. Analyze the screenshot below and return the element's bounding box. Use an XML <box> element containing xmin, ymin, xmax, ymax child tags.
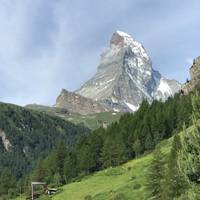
<box><xmin>76</xmin><ymin>31</ymin><xmax>181</xmax><ymax>112</ymax></box>
<box><xmin>55</xmin><ymin>89</ymin><xmax>108</xmax><ymax>115</ymax></box>
<box><xmin>182</xmin><ymin>56</ymin><xmax>200</xmax><ymax>94</ymax></box>
<box><xmin>0</xmin><ymin>129</ymin><xmax>12</xmax><ymax>152</ymax></box>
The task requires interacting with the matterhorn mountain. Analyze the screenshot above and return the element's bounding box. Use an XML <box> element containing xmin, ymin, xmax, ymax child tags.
<box><xmin>55</xmin><ymin>31</ymin><xmax>181</xmax><ymax>113</ymax></box>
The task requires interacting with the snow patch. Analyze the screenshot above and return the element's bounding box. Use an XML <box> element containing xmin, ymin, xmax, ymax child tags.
<box><xmin>157</xmin><ymin>78</ymin><xmax>172</xmax><ymax>96</ymax></box>
<box><xmin>126</xmin><ymin>69</ymin><xmax>152</xmax><ymax>99</ymax></box>
<box><xmin>125</xmin><ymin>102</ymin><xmax>139</xmax><ymax>112</ymax></box>
<box><xmin>113</xmin><ymin>108</ymin><xmax>120</xmax><ymax>112</ymax></box>
<box><xmin>116</xmin><ymin>30</ymin><xmax>132</xmax><ymax>38</ymax></box>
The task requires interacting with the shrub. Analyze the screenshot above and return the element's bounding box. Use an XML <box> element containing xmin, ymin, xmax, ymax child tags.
<box><xmin>84</xmin><ymin>195</ymin><xmax>92</xmax><ymax>200</ymax></box>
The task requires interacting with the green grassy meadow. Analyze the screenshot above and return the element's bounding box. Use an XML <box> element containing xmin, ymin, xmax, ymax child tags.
<box><xmin>51</xmin><ymin>136</ymin><xmax>172</xmax><ymax>200</ymax></box>
<box><xmin>65</xmin><ymin>112</ymin><xmax>123</xmax><ymax>130</ymax></box>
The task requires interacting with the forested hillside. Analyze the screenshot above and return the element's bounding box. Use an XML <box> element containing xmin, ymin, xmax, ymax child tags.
<box><xmin>17</xmin><ymin>92</ymin><xmax>192</xmax><ymax>199</ymax></box>
<box><xmin>0</xmin><ymin>90</ymin><xmax>195</xmax><ymax>199</ymax></box>
<box><xmin>12</xmin><ymin>91</ymin><xmax>200</xmax><ymax>200</ymax></box>
<box><xmin>0</xmin><ymin>103</ymin><xmax>90</xmax><ymax>199</ymax></box>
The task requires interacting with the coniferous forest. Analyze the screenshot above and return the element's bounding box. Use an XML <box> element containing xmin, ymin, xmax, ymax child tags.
<box><xmin>1</xmin><ymin>90</ymin><xmax>200</xmax><ymax>199</ymax></box>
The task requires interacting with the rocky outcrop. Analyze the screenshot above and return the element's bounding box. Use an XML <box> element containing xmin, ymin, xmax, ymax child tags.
<box><xmin>76</xmin><ymin>31</ymin><xmax>181</xmax><ymax>112</ymax></box>
<box><xmin>182</xmin><ymin>56</ymin><xmax>200</xmax><ymax>94</ymax></box>
<box><xmin>55</xmin><ymin>89</ymin><xmax>109</xmax><ymax>115</ymax></box>
<box><xmin>0</xmin><ymin>129</ymin><xmax>12</xmax><ymax>152</ymax></box>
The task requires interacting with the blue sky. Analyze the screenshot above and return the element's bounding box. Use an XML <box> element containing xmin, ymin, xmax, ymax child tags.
<box><xmin>0</xmin><ymin>0</ymin><xmax>200</xmax><ymax>106</ymax></box>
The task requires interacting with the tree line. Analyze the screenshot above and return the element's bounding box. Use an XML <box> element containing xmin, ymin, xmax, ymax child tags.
<box><xmin>22</xmin><ymin>92</ymin><xmax>193</xmax><ymax>194</ymax></box>
<box><xmin>146</xmin><ymin>91</ymin><xmax>200</xmax><ymax>200</ymax></box>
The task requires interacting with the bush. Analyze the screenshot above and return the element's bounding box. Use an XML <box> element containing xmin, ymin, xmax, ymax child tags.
<box><xmin>84</xmin><ymin>195</ymin><xmax>92</xmax><ymax>200</ymax></box>
<box><xmin>132</xmin><ymin>183</ymin><xmax>141</xmax><ymax>190</ymax></box>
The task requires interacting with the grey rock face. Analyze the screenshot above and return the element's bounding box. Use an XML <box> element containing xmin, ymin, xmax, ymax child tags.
<box><xmin>182</xmin><ymin>56</ymin><xmax>200</xmax><ymax>94</ymax></box>
<box><xmin>77</xmin><ymin>31</ymin><xmax>181</xmax><ymax>112</ymax></box>
<box><xmin>55</xmin><ymin>89</ymin><xmax>108</xmax><ymax>115</ymax></box>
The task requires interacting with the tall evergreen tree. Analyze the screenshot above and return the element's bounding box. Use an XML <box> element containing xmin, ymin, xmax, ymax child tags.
<box><xmin>0</xmin><ymin>168</ymin><xmax>16</xmax><ymax>197</ymax></box>
<box><xmin>146</xmin><ymin>147</ymin><xmax>165</xmax><ymax>200</ymax></box>
<box><xmin>64</xmin><ymin>150</ymin><xmax>77</xmax><ymax>182</ymax></box>
<box><xmin>132</xmin><ymin>139</ymin><xmax>142</xmax><ymax>157</ymax></box>
<box><xmin>179</xmin><ymin>91</ymin><xmax>200</xmax><ymax>183</ymax></box>
<box><xmin>164</xmin><ymin>134</ymin><xmax>188</xmax><ymax>199</ymax></box>
<box><xmin>55</xmin><ymin>141</ymin><xmax>67</xmax><ymax>184</ymax></box>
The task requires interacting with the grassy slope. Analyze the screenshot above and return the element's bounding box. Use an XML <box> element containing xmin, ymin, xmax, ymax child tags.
<box><xmin>13</xmin><ymin>138</ymin><xmax>170</xmax><ymax>200</ymax></box>
<box><xmin>26</xmin><ymin>105</ymin><xmax>123</xmax><ymax>130</ymax></box>
<box><xmin>15</xmin><ymin>125</ymin><xmax>194</xmax><ymax>200</ymax></box>
<box><xmin>65</xmin><ymin>112</ymin><xmax>123</xmax><ymax>130</ymax></box>
<box><xmin>52</xmin><ymin>138</ymin><xmax>172</xmax><ymax>200</ymax></box>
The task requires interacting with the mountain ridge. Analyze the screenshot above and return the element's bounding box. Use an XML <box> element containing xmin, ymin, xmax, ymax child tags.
<box><xmin>56</xmin><ymin>31</ymin><xmax>180</xmax><ymax>113</ymax></box>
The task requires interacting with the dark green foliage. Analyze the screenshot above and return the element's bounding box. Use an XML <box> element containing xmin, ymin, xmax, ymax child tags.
<box><xmin>84</xmin><ymin>195</ymin><xmax>92</xmax><ymax>200</ymax></box>
<box><xmin>64</xmin><ymin>150</ymin><xmax>78</xmax><ymax>182</ymax></box>
<box><xmin>0</xmin><ymin>103</ymin><xmax>90</xmax><ymax>198</ymax></box>
<box><xmin>146</xmin><ymin>147</ymin><xmax>165</xmax><ymax>200</ymax></box>
<box><xmin>1</xmin><ymin>90</ymin><xmax>194</xmax><ymax>198</ymax></box>
<box><xmin>21</xmin><ymin>92</ymin><xmax>193</xmax><ymax>198</ymax></box>
<box><xmin>0</xmin><ymin>168</ymin><xmax>17</xmax><ymax>199</ymax></box>
<box><xmin>132</xmin><ymin>139</ymin><xmax>142</xmax><ymax>157</ymax></box>
<box><xmin>146</xmin><ymin>91</ymin><xmax>200</xmax><ymax>200</ymax></box>
<box><xmin>178</xmin><ymin>91</ymin><xmax>200</xmax><ymax>184</ymax></box>
<box><xmin>164</xmin><ymin>134</ymin><xmax>188</xmax><ymax>199</ymax></box>
<box><xmin>101</xmin><ymin>125</ymin><xmax>129</xmax><ymax>168</ymax></box>
<box><xmin>0</xmin><ymin>103</ymin><xmax>89</xmax><ymax>178</ymax></box>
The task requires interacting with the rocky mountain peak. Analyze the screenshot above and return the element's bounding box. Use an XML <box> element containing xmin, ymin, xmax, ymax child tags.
<box><xmin>56</xmin><ymin>31</ymin><xmax>181</xmax><ymax>114</ymax></box>
<box><xmin>110</xmin><ymin>31</ymin><xmax>134</xmax><ymax>47</ymax></box>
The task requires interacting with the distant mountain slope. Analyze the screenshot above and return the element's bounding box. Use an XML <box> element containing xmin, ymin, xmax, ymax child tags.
<box><xmin>55</xmin><ymin>89</ymin><xmax>109</xmax><ymax>115</ymax></box>
<box><xmin>26</xmin><ymin>104</ymin><xmax>122</xmax><ymax>130</ymax></box>
<box><xmin>76</xmin><ymin>31</ymin><xmax>181</xmax><ymax>112</ymax></box>
<box><xmin>0</xmin><ymin>102</ymin><xmax>90</xmax><ymax>179</ymax></box>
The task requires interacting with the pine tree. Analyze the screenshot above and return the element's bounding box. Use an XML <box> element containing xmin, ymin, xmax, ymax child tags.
<box><xmin>0</xmin><ymin>168</ymin><xmax>16</xmax><ymax>197</ymax></box>
<box><xmin>179</xmin><ymin>91</ymin><xmax>200</xmax><ymax>183</ymax></box>
<box><xmin>164</xmin><ymin>134</ymin><xmax>188</xmax><ymax>199</ymax></box>
<box><xmin>101</xmin><ymin>135</ymin><xmax>128</xmax><ymax>168</ymax></box>
<box><xmin>146</xmin><ymin>147</ymin><xmax>165</xmax><ymax>200</ymax></box>
<box><xmin>145</xmin><ymin>133</ymin><xmax>154</xmax><ymax>151</ymax></box>
<box><xmin>33</xmin><ymin>159</ymin><xmax>47</xmax><ymax>182</ymax></box>
<box><xmin>133</xmin><ymin>139</ymin><xmax>142</xmax><ymax>157</ymax></box>
<box><xmin>64</xmin><ymin>150</ymin><xmax>77</xmax><ymax>182</ymax></box>
<box><xmin>192</xmin><ymin>90</ymin><xmax>200</xmax><ymax>119</ymax></box>
<box><xmin>55</xmin><ymin>141</ymin><xmax>67</xmax><ymax>184</ymax></box>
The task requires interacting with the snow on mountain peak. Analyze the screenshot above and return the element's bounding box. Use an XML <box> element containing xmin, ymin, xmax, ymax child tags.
<box><xmin>74</xmin><ymin>31</ymin><xmax>181</xmax><ymax>113</ymax></box>
<box><xmin>110</xmin><ymin>30</ymin><xmax>134</xmax><ymax>47</ymax></box>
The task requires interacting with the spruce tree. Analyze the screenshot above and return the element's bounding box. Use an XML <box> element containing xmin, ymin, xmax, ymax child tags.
<box><xmin>132</xmin><ymin>139</ymin><xmax>142</xmax><ymax>157</ymax></box>
<box><xmin>164</xmin><ymin>134</ymin><xmax>188</xmax><ymax>199</ymax></box>
<box><xmin>64</xmin><ymin>150</ymin><xmax>77</xmax><ymax>182</ymax></box>
<box><xmin>0</xmin><ymin>168</ymin><xmax>16</xmax><ymax>197</ymax></box>
<box><xmin>179</xmin><ymin>91</ymin><xmax>200</xmax><ymax>183</ymax></box>
<box><xmin>145</xmin><ymin>133</ymin><xmax>154</xmax><ymax>151</ymax></box>
<box><xmin>146</xmin><ymin>147</ymin><xmax>165</xmax><ymax>200</ymax></box>
<box><xmin>55</xmin><ymin>141</ymin><xmax>67</xmax><ymax>184</ymax></box>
